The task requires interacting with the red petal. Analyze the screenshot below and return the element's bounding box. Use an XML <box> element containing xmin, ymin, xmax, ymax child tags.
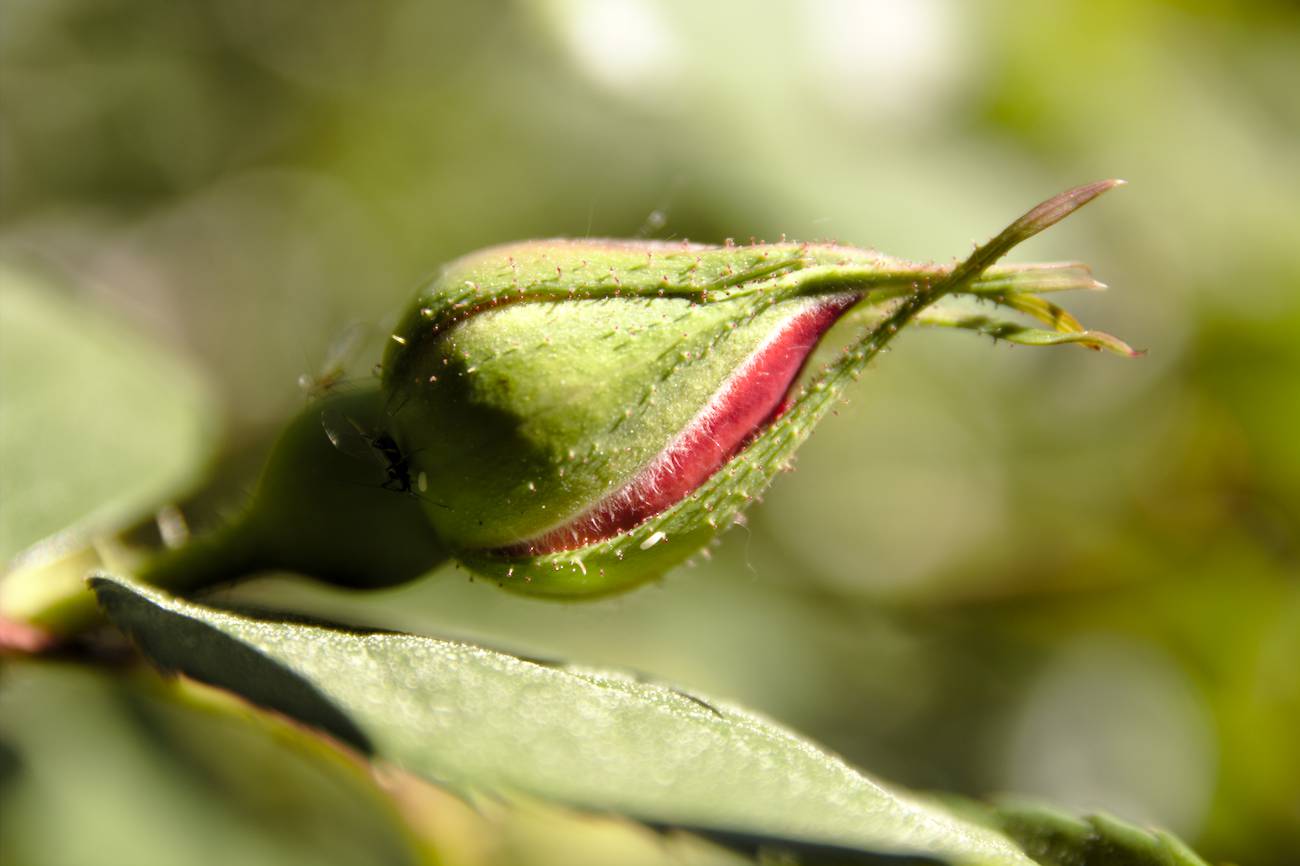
<box><xmin>509</xmin><ymin>293</ymin><xmax>858</xmax><ymax>554</ymax></box>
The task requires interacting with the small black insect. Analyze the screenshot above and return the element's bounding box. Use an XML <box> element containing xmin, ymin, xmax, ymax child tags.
<box><xmin>320</xmin><ymin>408</ymin><xmax>438</xmax><ymax>503</ymax></box>
<box><xmin>369</xmin><ymin>430</ymin><xmax>415</xmax><ymax>494</ymax></box>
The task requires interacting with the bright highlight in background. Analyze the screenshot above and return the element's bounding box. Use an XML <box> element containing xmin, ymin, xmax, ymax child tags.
<box><xmin>805</xmin><ymin>0</ymin><xmax>965</xmax><ymax>122</ymax></box>
<box><xmin>551</xmin><ymin>0</ymin><xmax>679</xmax><ymax>96</ymax></box>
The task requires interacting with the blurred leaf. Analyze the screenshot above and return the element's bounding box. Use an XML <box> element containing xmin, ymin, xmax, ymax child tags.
<box><xmin>989</xmin><ymin>802</ymin><xmax>1209</xmax><ymax>866</ymax></box>
<box><xmin>0</xmin><ymin>261</ymin><xmax>216</xmax><ymax>561</ymax></box>
<box><xmin>93</xmin><ymin>575</ymin><xmax>1036</xmax><ymax>865</ymax></box>
<box><xmin>0</xmin><ymin>660</ymin><xmax>419</xmax><ymax>866</ymax></box>
<box><xmin>376</xmin><ymin>765</ymin><xmax>749</xmax><ymax>866</ymax></box>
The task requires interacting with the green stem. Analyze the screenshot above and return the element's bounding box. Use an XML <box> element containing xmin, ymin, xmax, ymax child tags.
<box><xmin>135</xmin><ymin>518</ymin><xmax>263</xmax><ymax>597</ymax></box>
<box><xmin>0</xmin><ymin>513</ymin><xmax>262</xmax><ymax>648</ymax></box>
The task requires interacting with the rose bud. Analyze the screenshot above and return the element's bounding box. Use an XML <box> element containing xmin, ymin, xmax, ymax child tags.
<box><xmin>380</xmin><ymin>181</ymin><xmax>1136</xmax><ymax>596</ymax></box>
<box><xmin>0</xmin><ymin>181</ymin><xmax>1135</xmax><ymax>646</ymax></box>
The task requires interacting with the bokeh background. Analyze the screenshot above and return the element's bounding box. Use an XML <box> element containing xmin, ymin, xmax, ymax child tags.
<box><xmin>2</xmin><ymin>0</ymin><xmax>1298</xmax><ymax>864</ymax></box>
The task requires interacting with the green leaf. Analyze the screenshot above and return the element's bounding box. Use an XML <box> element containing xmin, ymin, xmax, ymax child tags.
<box><xmin>0</xmin><ymin>261</ymin><xmax>216</xmax><ymax>561</ymax></box>
<box><xmin>94</xmin><ymin>575</ymin><xmax>1037</xmax><ymax>865</ymax></box>
<box><xmin>0</xmin><ymin>660</ymin><xmax>421</xmax><ymax>866</ymax></box>
<box><xmin>989</xmin><ymin>802</ymin><xmax>1210</xmax><ymax>866</ymax></box>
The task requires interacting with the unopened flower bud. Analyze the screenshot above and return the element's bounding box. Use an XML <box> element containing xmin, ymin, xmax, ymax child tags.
<box><xmin>381</xmin><ymin>181</ymin><xmax>1134</xmax><ymax>596</ymax></box>
<box><xmin>0</xmin><ymin>182</ymin><xmax>1135</xmax><ymax>644</ymax></box>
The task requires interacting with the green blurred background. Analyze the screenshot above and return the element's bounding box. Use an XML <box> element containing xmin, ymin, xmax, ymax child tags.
<box><xmin>2</xmin><ymin>0</ymin><xmax>1298</xmax><ymax>864</ymax></box>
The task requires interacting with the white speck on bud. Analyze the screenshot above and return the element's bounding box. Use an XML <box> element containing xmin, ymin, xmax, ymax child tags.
<box><xmin>639</xmin><ymin>531</ymin><xmax>667</xmax><ymax>551</ymax></box>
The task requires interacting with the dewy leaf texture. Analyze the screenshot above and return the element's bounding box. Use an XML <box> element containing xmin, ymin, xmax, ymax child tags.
<box><xmin>93</xmin><ymin>576</ymin><xmax>1211</xmax><ymax>865</ymax></box>
<box><xmin>94</xmin><ymin>575</ymin><xmax>1034</xmax><ymax>864</ymax></box>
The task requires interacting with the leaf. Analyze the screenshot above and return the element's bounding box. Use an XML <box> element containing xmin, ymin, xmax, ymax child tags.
<box><xmin>93</xmin><ymin>575</ymin><xmax>1038</xmax><ymax>865</ymax></box>
<box><xmin>989</xmin><ymin>802</ymin><xmax>1210</xmax><ymax>866</ymax></box>
<box><xmin>91</xmin><ymin>576</ymin><xmax>1214</xmax><ymax>865</ymax></box>
<box><xmin>0</xmin><ymin>262</ymin><xmax>216</xmax><ymax>562</ymax></box>
<box><xmin>0</xmin><ymin>660</ymin><xmax>421</xmax><ymax>866</ymax></box>
<box><xmin>0</xmin><ymin>262</ymin><xmax>218</xmax><ymax>645</ymax></box>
